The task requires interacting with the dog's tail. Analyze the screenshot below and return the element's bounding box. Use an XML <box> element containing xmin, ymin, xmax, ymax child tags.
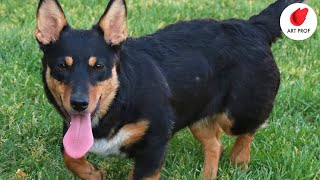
<box><xmin>249</xmin><ymin>0</ymin><xmax>306</xmax><ymax>43</ymax></box>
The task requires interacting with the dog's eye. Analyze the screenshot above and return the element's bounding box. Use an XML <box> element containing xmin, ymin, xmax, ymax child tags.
<box><xmin>94</xmin><ymin>64</ymin><xmax>104</xmax><ymax>70</ymax></box>
<box><xmin>57</xmin><ymin>63</ymin><xmax>68</xmax><ymax>71</ymax></box>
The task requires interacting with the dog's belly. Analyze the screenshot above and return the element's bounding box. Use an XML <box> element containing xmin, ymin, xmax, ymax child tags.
<box><xmin>89</xmin><ymin>130</ymin><xmax>130</xmax><ymax>157</ymax></box>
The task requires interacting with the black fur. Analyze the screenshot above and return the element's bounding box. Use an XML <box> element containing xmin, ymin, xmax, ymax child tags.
<box><xmin>37</xmin><ymin>0</ymin><xmax>304</xmax><ymax>179</ymax></box>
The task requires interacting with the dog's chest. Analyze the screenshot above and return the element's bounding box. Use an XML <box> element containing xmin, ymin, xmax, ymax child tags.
<box><xmin>89</xmin><ymin>129</ymin><xmax>130</xmax><ymax>157</ymax></box>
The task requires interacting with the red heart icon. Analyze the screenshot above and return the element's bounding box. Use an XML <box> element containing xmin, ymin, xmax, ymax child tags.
<box><xmin>290</xmin><ymin>8</ymin><xmax>308</xmax><ymax>26</ymax></box>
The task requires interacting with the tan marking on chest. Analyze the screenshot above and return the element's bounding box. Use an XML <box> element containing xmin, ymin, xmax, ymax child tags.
<box><xmin>89</xmin><ymin>120</ymin><xmax>149</xmax><ymax>156</ymax></box>
<box><xmin>122</xmin><ymin>120</ymin><xmax>149</xmax><ymax>147</ymax></box>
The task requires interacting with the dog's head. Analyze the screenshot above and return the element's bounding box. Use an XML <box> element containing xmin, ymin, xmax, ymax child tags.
<box><xmin>35</xmin><ymin>0</ymin><xmax>128</xmax><ymax>158</ymax></box>
<box><xmin>35</xmin><ymin>0</ymin><xmax>128</xmax><ymax>119</ymax></box>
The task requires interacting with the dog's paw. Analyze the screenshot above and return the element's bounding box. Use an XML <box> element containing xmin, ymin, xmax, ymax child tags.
<box><xmin>78</xmin><ymin>165</ymin><xmax>106</xmax><ymax>180</ymax></box>
<box><xmin>230</xmin><ymin>147</ymin><xmax>250</xmax><ymax>171</ymax></box>
<box><xmin>229</xmin><ymin>135</ymin><xmax>252</xmax><ymax>171</ymax></box>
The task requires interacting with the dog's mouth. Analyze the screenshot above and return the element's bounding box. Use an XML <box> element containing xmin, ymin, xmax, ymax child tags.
<box><xmin>62</xmin><ymin>96</ymin><xmax>101</xmax><ymax>159</ymax></box>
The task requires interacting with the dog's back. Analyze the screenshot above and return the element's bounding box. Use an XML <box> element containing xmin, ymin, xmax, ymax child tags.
<box><xmin>122</xmin><ymin>11</ymin><xmax>284</xmax><ymax>134</ymax></box>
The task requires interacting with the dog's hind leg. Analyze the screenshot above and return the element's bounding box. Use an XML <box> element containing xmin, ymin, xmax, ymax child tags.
<box><xmin>63</xmin><ymin>152</ymin><xmax>105</xmax><ymax>180</ymax></box>
<box><xmin>229</xmin><ymin>134</ymin><xmax>253</xmax><ymax>171</ymax></box>
<box><xmin>190</xmin><ymin>118</ymin><xmax>224</xmax><ymax>180</ymax></box>
<box><xmin>218</xmin><ymin>115</ymin><xmax>253</xmax><ymax>171</ymax></box>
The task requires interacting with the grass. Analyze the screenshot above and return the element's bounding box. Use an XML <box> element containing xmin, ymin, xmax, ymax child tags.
<box><xmin>0</xmin><ymin>0</ymin><xmax>319</xmax><ymax>179</ymax></box>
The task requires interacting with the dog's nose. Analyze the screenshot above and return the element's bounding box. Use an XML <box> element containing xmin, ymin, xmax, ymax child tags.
<box><xmin>70</xmin><ymin>97</ymin><xmax>89</xmax><ymax>112</ymax></box>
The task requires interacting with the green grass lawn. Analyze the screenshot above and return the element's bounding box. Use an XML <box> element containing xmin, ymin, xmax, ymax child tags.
<box><xmin>0</xmin><ymin>0</ymin><xmax>319</xmax><ymax>179</ymax></box>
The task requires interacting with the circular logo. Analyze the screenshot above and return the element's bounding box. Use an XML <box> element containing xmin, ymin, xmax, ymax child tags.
<box><xmin>280</xmin><ymin>3</ymin><xmax>317</xmax><ymax>40</ymax></box>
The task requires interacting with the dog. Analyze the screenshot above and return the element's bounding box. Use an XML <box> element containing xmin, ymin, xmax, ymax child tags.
<box><xmin>35</xmin><ymin>0</ymin><xmax>305</xmax><ymax>179</ymax></box>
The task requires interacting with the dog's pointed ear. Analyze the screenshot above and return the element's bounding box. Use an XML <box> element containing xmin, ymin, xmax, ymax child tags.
<box><xmin>98</xmin><ymin>0</ymin><xmax>128</xmax><ymax>45</ymax></box>
<box><xmin>35</xmin><ymin>0</ymin><xmax>67</xmax><ymax>45</ymax></box>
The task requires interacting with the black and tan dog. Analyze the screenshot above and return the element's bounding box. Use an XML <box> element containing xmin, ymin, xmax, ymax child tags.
<box><xmin>35</xmin><ymin>0</ymin><xmax>304</xmax><ymax>179</ymax></box>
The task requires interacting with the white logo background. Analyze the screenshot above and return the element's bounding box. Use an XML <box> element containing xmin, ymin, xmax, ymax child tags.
<box><xmin>280</xmin><ymin>3</ymin><xmax>317</xmax><ymax>41</ymax></box>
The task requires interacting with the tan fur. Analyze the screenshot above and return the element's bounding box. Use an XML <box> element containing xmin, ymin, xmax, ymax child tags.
<box><xmin>46</xmin><ymin>65</ymin><xmax>119</xmax><ymax>117</ymax></box>
<box><xmin>143</xmin><ymin>171</ymin><xmax>161</xmax><ymax>180</ymax></box>
<box><xmin>65</xmin><ymin>56</ymin><xmax>73</xmax><ymax>66</ymax></box>
<box><xmin>63</xmin><ymin>152</ymin><xmax>105</xmax><ymax>180</ymax></box>
<box><xmin>99</xmin><ymin>0</ymin><xmax>127</xmax><ymax>45</ymax></box>
<box><xmin>45</xmin><ymin>67</ymin><xmax>72</xmax><ymax>112</ymax></box>
<box><xmin>35</xmin><ymin>0</ymin><xmax>67</xmax><ymax>44</ymax></box>
<box><xmin>190</xmin><ymin>119</ymin><xmax>224</xmax><ymax>180</ymax></box>
<box><xmin>215</xmin><ymin>113</ymin><xmax>253</xmax><ymax>171</ymax></box>
<box><xmin>122</xmin><ymin>120</ymin><xmax>149</xmax><ymax>146</ymax></box>
<box><xmin>128</xmin><ymin>170</ymin><xmax>133</xmax><ymax>180</ymax></box>
<box><xmin>230</xmin><ymin>134</ymin><xmax>253</xmax><ymax>170</ymax></box>
<box><xmin>88</xmin><ymin>57</ymin><xmax>97</xmax><ymax>67</ymax></box>
<box><xmin>129</xmin><ymin>169</ymin><xmax>160</xmax><ymax>180</ymax></box>
<box><xmin>89</xmin><ymin>66</ymin><xmax>119</xmax><ymax>118</ymax></box>
<box><xmin>216</xmin><ymin>113</ymin><xmax>234</xmax><ymax>136</ymax></box>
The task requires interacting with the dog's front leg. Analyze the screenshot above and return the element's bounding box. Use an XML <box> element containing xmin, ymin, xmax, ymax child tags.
<box><xmin>129</xmin><ymin>143</ymin><xmax>167</xmax><ymax>180</ymax></box>
<box><xmin>63</xmin><ymin>152</ymin><xmax>105</xmax><ymax>180</ymax></box>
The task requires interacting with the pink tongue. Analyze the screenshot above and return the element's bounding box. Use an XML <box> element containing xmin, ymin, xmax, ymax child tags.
<box><xmin>63</xmin><ymin>113</ymin><xmax>93</xmax><ymax>159</ymax></box>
